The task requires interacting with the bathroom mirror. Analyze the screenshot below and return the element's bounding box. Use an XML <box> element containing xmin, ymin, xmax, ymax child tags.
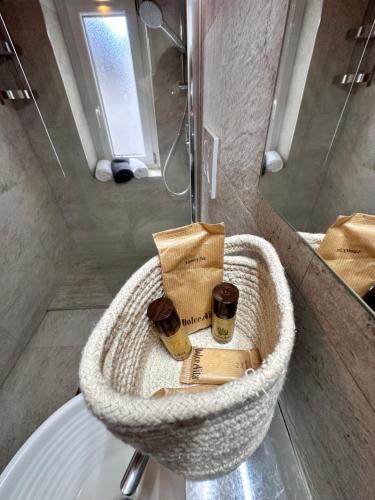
<box><xmin>259</xmin><ymin>0</ymin><xmax>375</xmax><ymax>313</ymax></box>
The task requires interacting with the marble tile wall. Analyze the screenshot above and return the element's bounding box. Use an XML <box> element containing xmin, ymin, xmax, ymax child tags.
<box><xmin>0</xmin><ymin>82</ymin><xmax>72</xmax><ymax>387</ymax></box>
<box><xmin>200</xmin><ymin>0</ymin><xmax>289</xmax><ymax>234</ymax></box>
<box><xmin>0</xmin><ymin>0</ymin><xmax>190</xmax><ymax>291</ymax></box>
<box><xmin>200</xmin><ymin>0</ymin><xmax>375</xmax><ymax>497</ymax></box>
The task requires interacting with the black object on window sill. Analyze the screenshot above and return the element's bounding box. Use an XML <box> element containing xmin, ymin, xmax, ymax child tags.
<box><xmin>111</xmin><ymin>159</ymin><xmax>133</xmax><ymax>183</ymax></box>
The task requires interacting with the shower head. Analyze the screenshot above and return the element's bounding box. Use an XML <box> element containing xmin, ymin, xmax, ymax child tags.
<box><xmin>139</xmin><ymin>1</ymin><xmax>163</xmax><ymax>29</ymax></box>
<box><xmin>139</xmin><ymin>1</ymin><xmax>186</xmax><ymax>53</ymax></box>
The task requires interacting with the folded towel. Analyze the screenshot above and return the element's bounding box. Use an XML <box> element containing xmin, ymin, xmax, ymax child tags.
<box><xmin>95</xmin><ymin>159</ymin><xmax>113</xmax><ymax>182</ymax></box>
<box><xmin>128</xmin><ymin>158</ymin><xmax>149</xmax><ymax>179</ymax></box>
<box><xmin>111</xmin><ymin>159</ymin><xmax>134</xmax><ymax>183</ymax></box>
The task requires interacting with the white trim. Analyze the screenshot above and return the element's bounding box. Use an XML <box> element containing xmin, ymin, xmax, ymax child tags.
<box><xmin>56</xmin><ymin>0</ymin><xmax>159</xmax><ymax>166</ymax></box>
<box><xmin>266</xmin><ymin>0</ymin><xmax>322</xmax><ymax>161</ymax></box>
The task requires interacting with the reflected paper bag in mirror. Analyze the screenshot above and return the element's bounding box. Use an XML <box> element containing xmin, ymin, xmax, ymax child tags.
<box><xmin>318</xmin><ymin>213</ymin><xmax>375</xmax><ymax>297</ymax></box>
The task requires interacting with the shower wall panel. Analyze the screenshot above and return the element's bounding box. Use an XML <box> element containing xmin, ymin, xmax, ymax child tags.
<box><xmin>0</xmin><ymin>0</ymin><xmax>190</xmax><ymax>294</ymax></box>
<box><xmin>0</xmin><ymin>97</ymin><xmax>72</xmax><ymax>386</ymax></box>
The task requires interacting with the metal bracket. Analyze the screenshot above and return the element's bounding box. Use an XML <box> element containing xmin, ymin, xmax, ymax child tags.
<box><xmin>347</xmin><ymin>23</ymin><xmax>375</xmax><ymax>41</ymax></box>
<box><xmin>334</xmin><ymin>67</ymin><xmax>374</xmax><ymax>87</ymax></box>
<box><xmin>0</xmin><ymin>39</ymin><xmax>13</xmax><ymax>56</ymax></box>
<box><xmin>0</xmin><ymin>88</ymin><xmax>32</xmax><ymax>104</ymax></box>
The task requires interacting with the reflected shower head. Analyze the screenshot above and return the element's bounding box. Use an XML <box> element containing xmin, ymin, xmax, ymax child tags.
<box><xmin>139</xmin><ymin>1</ymin><xmax>163</xmax><ymax>28</ymax></box>
<box><xmin>139</xmin><ymin>1</ymin><xmax>186</xmax><ymax>53</ymax></box>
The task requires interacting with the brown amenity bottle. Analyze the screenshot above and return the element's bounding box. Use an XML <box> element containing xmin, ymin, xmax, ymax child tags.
<box><xmin>147</xmin><ymin>297</ymin><xmax>192</xmax><ymax>361</ymax></box>
<box><xmin>212</xmin><ymin>282</ymin><xmax>239</xmax><ymax>343</ymax></box>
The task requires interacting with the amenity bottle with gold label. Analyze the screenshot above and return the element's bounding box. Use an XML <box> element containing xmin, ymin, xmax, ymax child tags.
<box><xmin>212</xmin><ymin>282</ymin><xmax>239</xmax><ymax>343</ymax></box>
<box><xmin>147</xmin><ymin>297</ymin><xmax>192</xmax><ymax>361</ymax></box>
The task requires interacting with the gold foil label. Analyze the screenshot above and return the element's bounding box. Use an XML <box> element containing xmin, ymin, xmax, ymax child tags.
<box><xmin>212</xmin><ymin>314</ymin><xmax>235</xmax><ymax>343</ymax></box>
<box><xmin>160</xmin><ymin>326</ymin><xmax>192</xmax><ymax>361</ymax></box>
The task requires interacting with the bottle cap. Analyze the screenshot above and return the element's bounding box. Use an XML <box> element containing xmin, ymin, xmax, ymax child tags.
<box><xmin>147</xmin><ymin>297</ymin><xmax>181</xmax><ymax>336</ymax></box>
<box><xmin>213</xmin><ymin>282</ymin><xmax>239</xmax><ymax>319</ymax></box>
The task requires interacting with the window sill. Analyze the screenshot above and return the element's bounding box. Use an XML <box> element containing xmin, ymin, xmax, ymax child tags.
<box><xmin>148</xmin><ymin>168</ymin><xmax>162</xmax><ymax>178</ymax></box>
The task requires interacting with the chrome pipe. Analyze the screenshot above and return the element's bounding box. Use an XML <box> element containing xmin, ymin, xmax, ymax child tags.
<box><xmin>120</xmin><ymin>450</ymin><xmax>149</xmax><ymax>497</ymax></box>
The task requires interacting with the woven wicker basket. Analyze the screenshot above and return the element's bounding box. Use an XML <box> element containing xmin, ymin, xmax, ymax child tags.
<box><xmin>80</xmin><ymin>235</ymin><xmax>295</xmax><ymax>479</ymax></box>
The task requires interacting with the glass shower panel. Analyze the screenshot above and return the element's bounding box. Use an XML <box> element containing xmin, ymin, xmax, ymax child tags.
<box><xmin>0</xmin><ymin>0</ymin><xmax>192</xmax><ymax>303</ymax></box>
<box><xmin>83</xmin><ymin>15</ymin><xmax>146</xmax><ymax>157</ymax></box>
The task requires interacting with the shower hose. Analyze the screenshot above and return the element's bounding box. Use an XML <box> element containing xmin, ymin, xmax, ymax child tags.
<box><xmin>162</xmin><ymin>100</ymin><xmax>190</xmax><ymax>198</ymax></box>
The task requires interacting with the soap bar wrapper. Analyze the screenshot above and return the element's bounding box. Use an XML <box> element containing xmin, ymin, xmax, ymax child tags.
<box><xmin>153</xmin><ymin>223</ymin><xmax>224</xmax><ymax>334</ymax></box>
<box><xmin>152</xmin><ymin>385</ymin><xmax>216</xmax><ymax>398</ymax></box>
<box><xmin>180</xmin><ymin>347</ymin><xmax>262</xmax><ymax>385</ymax></box>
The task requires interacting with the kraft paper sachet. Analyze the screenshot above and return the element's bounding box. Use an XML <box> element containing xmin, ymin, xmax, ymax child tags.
<box><xmin>318</xmin><ymin>213</ymin><xmax>375</xmax><ymax>297</ymax></box>
<box><xmin>152</xmin><ymin>385</ymin><xmax>216</xmax><ymax>398</ymax></box>
<box><xmin>180</xmin><ymin>347</ymin><xmax>262</xmax><ymax>385</ymax></box>
<box><xmin>153</xmin><ymin>222</ymin><xmax>225</xmax><ymax>334</ymax></box>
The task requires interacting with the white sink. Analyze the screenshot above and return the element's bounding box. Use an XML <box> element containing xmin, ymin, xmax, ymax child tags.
<box><xmin>0</xmin><ymin>395</ymin><xmax>185</xmax><ymax>500</ymax></box>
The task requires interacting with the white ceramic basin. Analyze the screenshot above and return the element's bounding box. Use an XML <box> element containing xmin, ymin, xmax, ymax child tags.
<box><xmin>0</xmin><ymin>395</ymin><xmax>185</xmax><ymax>500</ymax></box>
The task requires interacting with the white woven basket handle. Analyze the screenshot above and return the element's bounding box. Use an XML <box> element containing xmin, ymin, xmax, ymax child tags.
<box><xmin>225</xmin><ymin>233</ymin><xmax>270</xmax><ymax>256</ymax></box>
<box><xmin>224</xmin><ymin>234</ymin><xmax>285</xmax><ymax>277</ymax></box>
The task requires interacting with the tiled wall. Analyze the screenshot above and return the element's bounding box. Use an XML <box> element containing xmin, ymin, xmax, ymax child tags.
<box><xmin>0</xmin><ymin>87</ymin><xmax>71</xmax><ymax>387</ymax></box>
<box><xmin>200</xmin><ymin>0</ymin><xmax>289</xmax><ymax>234</ymax></box>
<box><xmin>200</xmin><ymin>0</ymin><xmax>375</xmax><ymax>498</ymax></box>
<box><xmin>0</xmin><ymin>0</ymin><xmax>190</xmax><ymax>287</ymax></box>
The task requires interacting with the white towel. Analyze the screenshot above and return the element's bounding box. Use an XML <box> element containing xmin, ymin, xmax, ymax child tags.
<box><xmin>95</xmin><ymin>159</ymin><xmax>113</xmax><ymax>182</ymax></box>
<box><xmin>128</xmin><ymin>158</ymin><xmax>149</xmax><ymax>179</ymax></box>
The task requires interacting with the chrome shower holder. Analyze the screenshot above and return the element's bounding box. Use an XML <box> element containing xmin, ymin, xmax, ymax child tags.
<box><xmin>0</xmin><ymin>88</ymin><xmax>32</xmax><ymax>104</ymax></box>
<box><xmin>0</xmin><ymin>39</ymin><xmax>13</xmax><ymax>56</ymax></box>
<box><xmin>347</xmin><ymin>23</ymin><xmax>375</xmax><ymax>41</ymax></box>
<box><xmin>335</xmin><ymin>65</ymin><xmax>374</xmax><ymax>88</ymax></box>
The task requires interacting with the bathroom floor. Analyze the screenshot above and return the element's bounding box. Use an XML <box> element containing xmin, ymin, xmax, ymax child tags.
<box><xmin>0</xmin><ymin>277</ymin><xmax>312</xmax><ymax>499</ymax></box>
<box><xmin>48</xmin><ymin>260</ymin><xmax>136</xmax><ymax>310</ymax></box>
<box><xmin>0</xmin><ymin>307</ymin><xmax>106</xmax><ymax>471</ymax></box>
<box><xmin>0</xmin><ymin>299</ymin><xmax>312</xmax><ymax>499</ymax></box>
<box><xmin>0</xmin><ymin>259</ymin><xmax>146</xmax><ymax>472</ymax></box>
